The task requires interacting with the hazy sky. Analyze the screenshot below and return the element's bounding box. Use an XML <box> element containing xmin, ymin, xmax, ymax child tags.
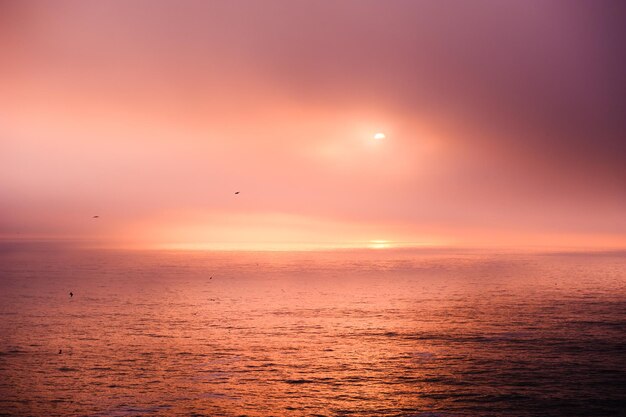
<box><xmin>1</xmin><ymin>0</ymin><xmax>625</xmax><ymax>249</ymax></box>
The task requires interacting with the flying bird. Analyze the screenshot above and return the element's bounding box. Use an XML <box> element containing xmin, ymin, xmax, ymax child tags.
<box><xmin>235</xmin><ymin>191</ymin><xmax>240</xmax><ymax>195</ymax></box>
<box><xmin>92</xmin><ymin>215</ymin><xmax>99</xmax><ymax>218</ymax></box>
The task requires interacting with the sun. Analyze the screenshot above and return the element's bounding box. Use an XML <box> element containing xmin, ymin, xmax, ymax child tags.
<box><xmin>374</xmin><ymin>132</ymin><xmax>386</xmax><ymax>140</ymax></box>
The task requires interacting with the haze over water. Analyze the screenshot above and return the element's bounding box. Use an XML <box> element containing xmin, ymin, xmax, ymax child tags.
<box><xmin>1</xmin><ymin>247</ymin><xmax>625</xmax><ymax>416</ymax></box>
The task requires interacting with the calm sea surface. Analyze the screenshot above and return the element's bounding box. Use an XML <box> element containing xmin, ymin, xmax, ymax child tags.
<box><xmin>1</xmin><ymin>247</ymin><xmax>625</xmax><ymax>416</ymax></box>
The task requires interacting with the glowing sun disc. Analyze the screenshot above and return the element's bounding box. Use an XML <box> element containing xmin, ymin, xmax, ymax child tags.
<box><xmin>374</xmin><ymin>133</ymin><xmax>386</xmax><ymax>140</ymax></box>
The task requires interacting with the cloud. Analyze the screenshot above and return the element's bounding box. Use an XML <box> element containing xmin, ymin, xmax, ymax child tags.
<box><xmin>1</xmin><ymin>1</ymin><xmax>624</xmax><ymax>247</ymax></box>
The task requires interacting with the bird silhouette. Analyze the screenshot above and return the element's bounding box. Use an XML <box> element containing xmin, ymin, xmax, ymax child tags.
<box><xmin>92</xmin><ymin>215</ymin><xmax>99</xmax><ymax>218</ymax></box>
<box><xmin>58</xmin><ymin>349</ymin><xmax>62</xmax><ymax>354</ymax></box>
<box><xmin>69</xmin><ymin>292</ymin><xmax>73</xmax><ymax>297</ymax></box>
<box><xmin>235</xmin><ymin>191</ymin><xmax>240</xmax><ymax>195</ymax></box>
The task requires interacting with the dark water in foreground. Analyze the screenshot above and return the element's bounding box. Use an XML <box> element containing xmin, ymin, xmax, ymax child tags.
<box><xmin>0</xmin><ymin>248</ymin><xmax>625</xmax><ymax>416</ymax></box>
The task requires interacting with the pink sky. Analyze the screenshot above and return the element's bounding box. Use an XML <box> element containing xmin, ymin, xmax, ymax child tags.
<box><xmin>1</xmin><ymin>1</ymin><xmax>625</xmax><ymax>250</ymax></box>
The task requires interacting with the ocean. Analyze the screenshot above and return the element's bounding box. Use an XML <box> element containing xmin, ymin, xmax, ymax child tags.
<box><xmin>1</xmin><ymin>247</ymin><xmax>625</xmax><ymax>416</ymax></box>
